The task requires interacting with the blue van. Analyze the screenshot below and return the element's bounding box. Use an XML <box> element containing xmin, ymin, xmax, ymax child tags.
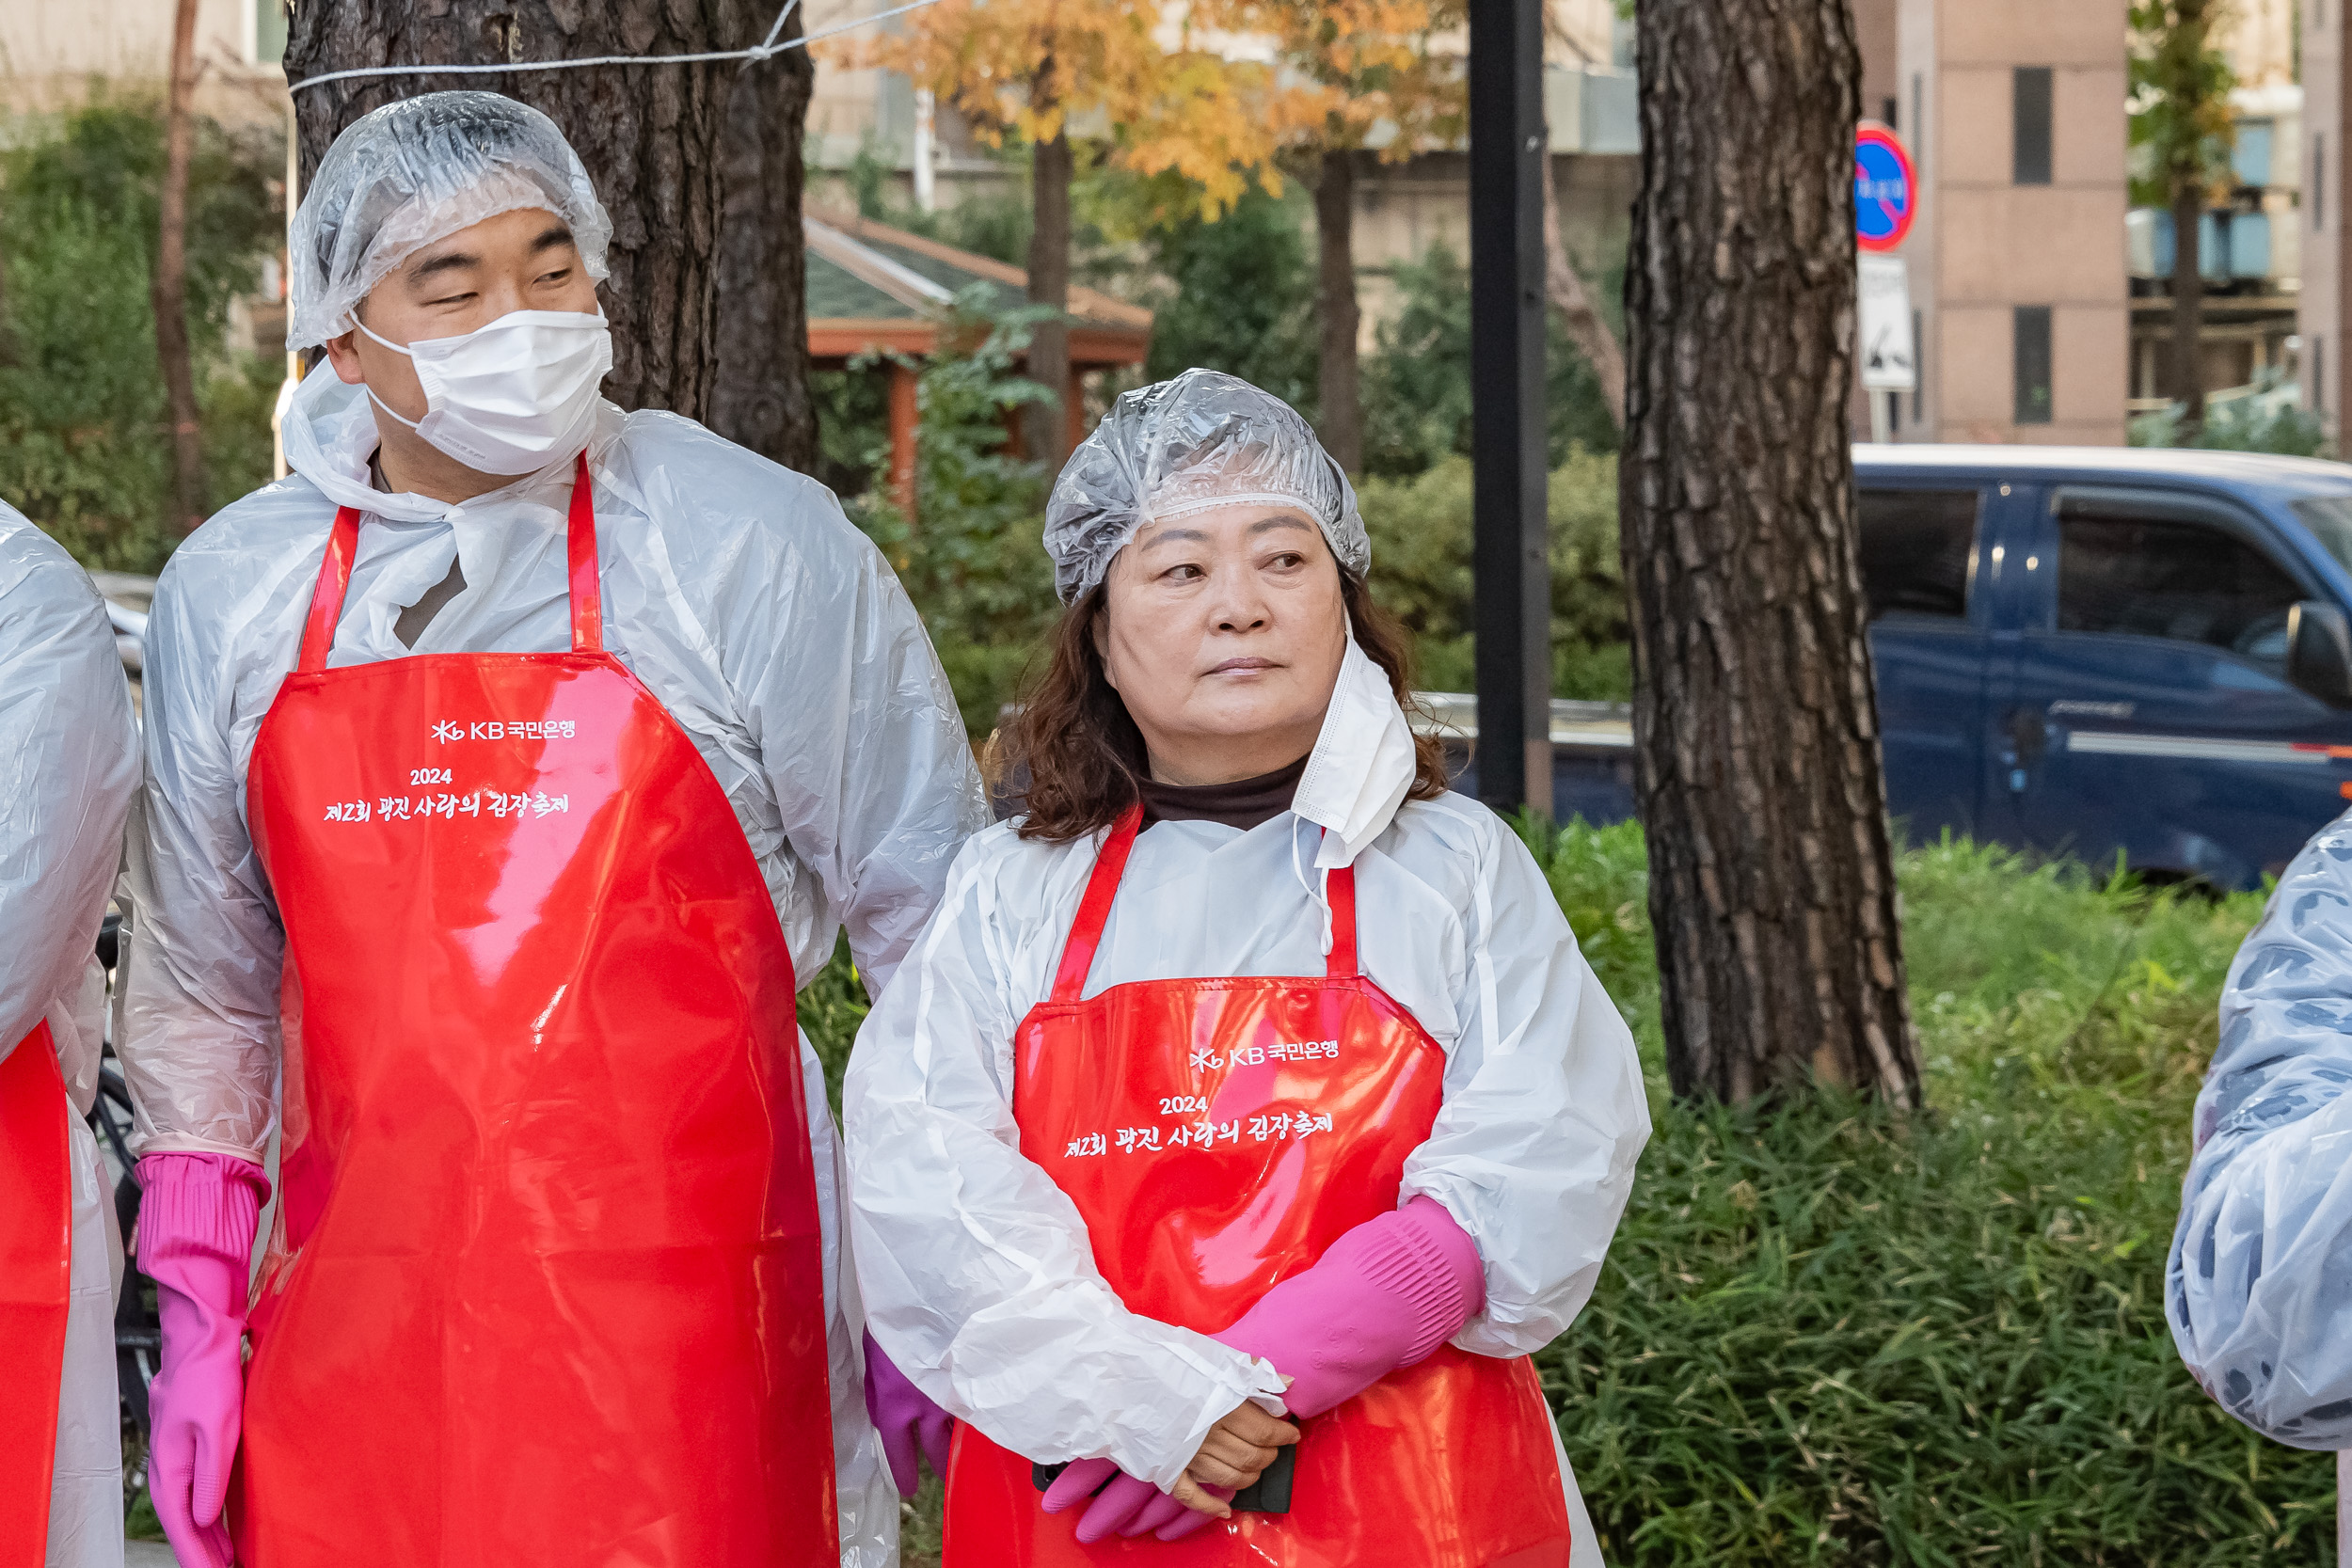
<box><xmin>1435</xmin><ymin>446</ymin><xmax>2352</xmax><ymax>890</ymax></box>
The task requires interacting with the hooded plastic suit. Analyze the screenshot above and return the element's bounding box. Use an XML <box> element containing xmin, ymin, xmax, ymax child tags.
<box><xmin>2169</xmin><ymin>809</ymin><xmax>2352</xmax><ymax>1448</ymax></box>
<box><xmin>844</xmin><ymin>372</ymin><xmax>1653</xmax><ymax>1554</ymax></box>
<box><xmin>116</xmin><ymin>92</ymin><xmax>987</xmax><ymax>1568</ymax></box>
<box><xmin>0</xmin><ymin>505</ymin><xmax>139</xmax><ymax>1568</ymax></box>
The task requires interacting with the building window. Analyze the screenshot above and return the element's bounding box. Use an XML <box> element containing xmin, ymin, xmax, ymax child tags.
<box><xmin>2318</xmin><ymin>338</ymin><xmax>2328</xmax><ymax>416</ymax></box>
<box><xmin>254</xmin><ymin>0</ymin><xmax>288</xmax><ymax>64</ymax></box>
<box><xmin>2014</xmin><ymin>307</ymin><xmax>2054</xmax><ymax>425</ymax></box>
<box><xmin>2317</xmin><ymin>135</ymin><xmax>2328</xmax><ymax>230</ymax></box>
<box><xmin>2013</xmin><ymin>68</ymin><xmax>2054</xmax><ymax>185</ymax></box>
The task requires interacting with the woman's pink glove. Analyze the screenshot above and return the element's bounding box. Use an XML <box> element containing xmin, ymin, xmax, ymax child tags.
<box><xmin>864</xmin><ymin>1331</ymin><xmax>955</xmax><ymax>1496</ymax></box>
<box><xmin>1066</xmin><ymin>1197</ymin><xmax>1487</xmax><ymax>1543</ymax></box>
<box><xmin>137</xmin><ymin>1152</ymin><xmax>270</xmax><ymax>1568</ymax></box>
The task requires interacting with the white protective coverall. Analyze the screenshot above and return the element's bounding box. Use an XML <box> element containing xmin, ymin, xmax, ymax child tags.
<box><xmin>116</xmin><ymin>364</ymin><xmax>990</xmax><ymax>1567</ymax></box>
<box><xmin>2169</xmin><ymin>808</ymin><xmax>2352</xmax><ymax>1447</ymax></box>
<box><xmin>844</xmin><ymin>642</ymin><xmax>1654</xmax><ymax>1551</ymax></box>
<box><xmin>0</xmin><ymin>503</ymin><xmax>139</xmax><ymax>1568</ymax></box>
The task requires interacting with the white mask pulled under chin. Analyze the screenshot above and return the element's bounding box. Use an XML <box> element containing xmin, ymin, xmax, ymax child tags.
<box><xmin>1292</xmin><ymin>622</ymin><xmax>1419</xmax><ymax>871</ymax></box>
<box><xmin>355</xmin><ymin>308</ymin><xmax>612</xmax><ymax>476</ymax></box>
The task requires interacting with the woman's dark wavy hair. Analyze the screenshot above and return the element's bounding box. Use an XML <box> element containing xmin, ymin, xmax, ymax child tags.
<box><xmin>994</xmin><ymin>568</ymin><xmax>1453</xmax><ymax>844</ymax></box>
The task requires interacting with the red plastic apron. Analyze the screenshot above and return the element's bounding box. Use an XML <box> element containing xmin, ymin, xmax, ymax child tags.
<box><xmin>0</xmin><ymin>1022</ymin><xmax>70</xmax><ymax>1568</ymax></box>
<box><xmin>234</xmin><ymin>455</ymin><xmax>838</xmax><ymax>1567</ymax></box>
<box><xmin>944</xmin><ymin>807</ymin><xmax>1574</xmax><ymax>1567</ymax></box>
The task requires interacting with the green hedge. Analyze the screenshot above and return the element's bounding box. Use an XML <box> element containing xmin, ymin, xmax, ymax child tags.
<box><xmin>1526</xmin><ymin>822</ymin><xmax>2333</xmax><ymax>1565</ymax></box>
<box><xmin>809</xmin><ymin>820</ymin><xmax>2337</xmax><ymax>1565</ymax></box>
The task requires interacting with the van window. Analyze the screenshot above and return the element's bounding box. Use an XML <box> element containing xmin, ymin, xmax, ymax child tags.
<box><xmin>2057</xmin><ymin>513</ymin><xmax>2303</xmax><ymax>665</ymax></box>
<box><xmin>2290</xmin><ymin>496</ymin><xmax>2352</xmax><ymax>575</ymax></box>
<box><xmin>1858</xmin><ymin>489</ymin><xmax>1979</xmax><ymax>619</ymax></box>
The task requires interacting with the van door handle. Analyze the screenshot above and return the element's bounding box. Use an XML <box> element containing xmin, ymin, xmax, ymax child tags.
<box><xmin>2003</xmin><ymin>708</ymin><xmax>2049</xmax><ymax>793</ymax></box>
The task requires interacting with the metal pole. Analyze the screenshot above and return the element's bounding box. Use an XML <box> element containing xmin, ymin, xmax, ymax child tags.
<box><xmin>1470</xmin><ymin>0</ymin><xmax>1552</xmax><ymax>816</ymax></box>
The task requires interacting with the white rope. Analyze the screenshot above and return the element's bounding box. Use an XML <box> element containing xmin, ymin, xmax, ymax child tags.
<box><xmin>289</xmin><ymin>0</ymin><xmax>938</xmax><ymax>93</ymax></box>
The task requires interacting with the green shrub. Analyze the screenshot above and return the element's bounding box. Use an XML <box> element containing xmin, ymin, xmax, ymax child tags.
<box><xmin>1359</xmin><ymin>238</ymin><xmax>1622</xmax><ymax>479</ymax></box>
<box><xmin>1359</xmin><ymin>450</ymin><xmax>1630</xmax><ymax>699</ymax></box>
<box><xmin>1525</xmin><ymin>823</ymin><xmax>2332</xmax><ymax>1565</ymax></box>
<box><xmin>0</xmin><ymin>99</ymin><xmax>284</xmax><ymax>569</ymax></box>
<box><xmin>810</xmin><ymin>822</ymin><xmax>2333</xmax><ymax>1564</ymax></box>
<box><xmin>842</xmin><ymin>287</ymin><xmax>1060</xmax><ymax>735</ymax></box>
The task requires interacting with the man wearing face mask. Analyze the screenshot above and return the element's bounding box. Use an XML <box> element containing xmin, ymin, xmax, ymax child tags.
<box><xmin>116</xmin><ymin>91</ymin><xmax>981</xmax><ymax>1568</ymax></box>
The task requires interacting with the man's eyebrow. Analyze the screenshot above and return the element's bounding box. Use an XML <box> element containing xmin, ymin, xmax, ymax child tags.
<box><xmin>531</xmin><ymin>224</ymin><xmax>576</xmax><ymax>255</ymax></box>
<box><xmin>405</xmin><ymin>247</ymin><xmax>479</xmax><ymax>285</ymax></box>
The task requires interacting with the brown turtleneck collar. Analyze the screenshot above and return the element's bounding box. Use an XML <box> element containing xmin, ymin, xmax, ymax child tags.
<box><xmin>1137</xmin><ymin>754</ymin><xmax>1310</xmax><ymax>832</ymax></box>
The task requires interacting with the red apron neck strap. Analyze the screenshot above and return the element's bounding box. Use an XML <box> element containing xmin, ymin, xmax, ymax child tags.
<box><xmin>1325</xmin><ymin>863</ymin><xmax>1359</xmax><ymax>979</ymax></box>
<box><xmin>1049</xmin><ymin>803</ymin><xmax>1144</xmax><ymax>1003</ymax></box>
<box><xmin>296</xmin><ymin>451</ymin><xmax>600</xmax><ymax>671</ymax></box>
<box><xmin>565</xmin><ymin>450</ymin><xmax>603</xmax><ymax>653</ymax></box>
<box><xmin>296</xmin><ymin>507</ymin><xmax>363</xmax><ymax>673</ymax></box>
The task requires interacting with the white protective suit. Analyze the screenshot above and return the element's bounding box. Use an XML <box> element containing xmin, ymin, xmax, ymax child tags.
<box><xmin>0</xmin><ymin>504</ymin><xmax>139</xmax><ymax>1568</ymax></box>
<box><xmin>2169</xmin><ymin>808</ymin><xmax>2352</xmax><ymax>1448</ymax></box>
<box><xmin>844</xmin><ymin>640</ymin><xmax>1653</xmax><ymax>1543</ymax></box>
<box><xmin>116</xmin><ymin>365</ymin><xmax>990</xmax><ymax>1566</ymax></box>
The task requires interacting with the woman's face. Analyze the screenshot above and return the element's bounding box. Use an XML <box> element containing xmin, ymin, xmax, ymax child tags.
<box><xmin>1096</xmin><ymin>503</ymin><xmax>1347</xmax><ymax>786</ymax></box>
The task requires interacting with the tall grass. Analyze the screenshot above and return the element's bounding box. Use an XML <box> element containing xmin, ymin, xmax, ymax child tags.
<box><xmin>806</xmin><ymin>823</ymin><xmax>2334</xmax><ymax>1565</ymax></box>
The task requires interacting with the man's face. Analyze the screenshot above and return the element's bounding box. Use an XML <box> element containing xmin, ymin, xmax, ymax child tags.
<box><xmin>324</xmin><ymin>205</ymin><xmax>599</xmax><ymax>424</ymax></box>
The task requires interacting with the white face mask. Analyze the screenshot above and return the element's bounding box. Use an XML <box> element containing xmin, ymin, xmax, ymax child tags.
<box><xmin>354</xmin><ymin>309</ymin><xmax>612</xmax><ymax>475</ymax></box>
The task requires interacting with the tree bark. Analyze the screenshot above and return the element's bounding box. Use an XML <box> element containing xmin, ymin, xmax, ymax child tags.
<box><xmin>1025</xmin><ymin>120</ymin><xmax>1074</xmax><ymax>465</ymax></box>
<box><xmin>1541</xmin><ymin>152</ymin><xmax>1626</xmax><ymax>432</ymax></box>
<box><xmin>154</xmin><ymin>0</ymin><xmax>206</xmax><ymax>531</ymax></box>
<box><xmin>2170</xmin><ymin>181</ymin><xmax>2207</xmax><ymax>436</ymax></box>
<box><xmin>286</xmin><ymin>0</ymin><xmax>777</xmax><ymax>421</ymax></box>
<box><xmin>1314</xmin><ymin>148</ymin><xmax>1362</xmax><ymax>471</ymax></box>
<box><xmin>1621</xmin><ymin>0</ymin><xmax>1919</xmax><ymax>1106</ymax></box>
<box><xmin>708</xmin><ymin>17</ymin><xmax>818</xmax><ymax>470</ymax></box>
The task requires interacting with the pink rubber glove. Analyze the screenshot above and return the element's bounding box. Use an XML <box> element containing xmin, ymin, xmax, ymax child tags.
<box><xmin>1128</xmin><ymin>1197</ymin><xmax>1487</xmax><ymax>1542</ymax></box>
<box><xmin>138</xmin><ymin>1152</ymin><xmax>270</xmax><ymax>1568</ymax></box>
<box><xmin>864</xmin><ymin>1331</ymin><xmax>954</xmax><ymax>1496</ymax></box>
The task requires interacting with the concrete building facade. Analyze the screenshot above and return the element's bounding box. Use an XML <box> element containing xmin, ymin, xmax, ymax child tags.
<box><xmin>1893</xmin><ymin>0</ymin><xmax>2130</xmax><ymax>446</ymax></box>
<box><xmin>2303</xmin><ymin>0</ymin><xmax>2352</xmax><ymax>439</ymax></box>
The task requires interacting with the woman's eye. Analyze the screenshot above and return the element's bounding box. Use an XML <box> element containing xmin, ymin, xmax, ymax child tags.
<box><xmin>1165</xmin><ymin>563</ymin><xmax>1205</xmax><ymax>582</ymax></box>
<box><xmin>1267</xmin><ymin>552</ymin><xmax>1304</xmax><ymax>570</ymax></box>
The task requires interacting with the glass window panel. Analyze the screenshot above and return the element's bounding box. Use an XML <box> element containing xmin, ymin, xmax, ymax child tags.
<box><xmin>1859</xmin><ymin>489</ymin><xmax>1979</xmax><ymax>621</ymax></box>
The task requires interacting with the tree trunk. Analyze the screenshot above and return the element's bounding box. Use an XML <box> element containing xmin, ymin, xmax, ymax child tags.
<box><xmin>2170</xmin><ymin>181</ymin><xmax>2207</xmax><ymax>437</ymax></box>
<box><xmin>286</xmin><ymin>0</ymin><xmax>775</xmax><ymax>420</ymax></box>
<box><xmin>1621</xmin><ymin>0</ymin><xmax>1920</xmax><ymax>1106</ymax></box>
<box><xmin>1541</xmin><ymin>151</ymin><xmax>1626</xmax><ymax>431</ymax></box>
<box><xmin>1025</xmin><ymin>121</ymin><xmax>1074</xmax><ymax>466</ymax></box>
<box><xmin>709</xmin><ymin>18</ymin><xmax>818</xmax><ymax>470</ymax></box>
<box><xmin>154</xmin><ymin>0</ymin><xmax>205</xmax><ymax>531</ymax></box>
<box><xmin>1314</xmin><ymin>148</ymin><xmax>1362</xmax><ymax>471</ymax></box>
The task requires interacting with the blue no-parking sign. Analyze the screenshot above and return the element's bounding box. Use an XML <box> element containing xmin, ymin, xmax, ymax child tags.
<box><xmin>1855</xmin><ymin>122</ymin><xmax>1916</xmax><ymax>253</ymax></box>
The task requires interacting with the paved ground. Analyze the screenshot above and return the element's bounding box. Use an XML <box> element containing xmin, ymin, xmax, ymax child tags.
<box><xmin>125</xmin><ymin>1542</ymin><xmax>177</xmax><ymax>1566</ymax></box>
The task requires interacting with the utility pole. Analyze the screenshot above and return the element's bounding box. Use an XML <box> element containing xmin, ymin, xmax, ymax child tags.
<box><xmin>1469</xmin><ymin>0</ymin><xmax>1552</xmax><ymax>816</ymax></box>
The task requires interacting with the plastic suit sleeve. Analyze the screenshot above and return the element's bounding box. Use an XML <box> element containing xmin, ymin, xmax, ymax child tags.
<box><xmin>117</xmin><ymin>554</ymin><xmax>288</xmax><ymax>1161</ymax></box>
<box><xmin>700</xmin><ymin>475</ymin><xmax>989</xmax><ymax>995</ymax></box>
<box><xmin>0</xmin><ymin>515</ymin><xmax>138</xmax><ymax>1062</ymax></box>
<box><xmin>843</xmin><ymin>848</ymin><xmax>1289</xmax><ymax>1495</ymax></box>
<box><xmin>2169</xmin><ymin>812</ymin><xmax>2352</xmax><ymax>1448</ymax></box>
<box><xmin>1397</xmin><ymin>799</ymin><xmax>1653</xmax><ymax>1359</ymax></box>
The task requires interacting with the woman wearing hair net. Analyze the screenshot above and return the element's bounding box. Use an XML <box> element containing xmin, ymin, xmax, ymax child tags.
<box><xmin>844</xmin><ymin>369</ymin><xmax>1651</xmax><ymax>1564</ymax></box>
<box><xmin>0</xmin><ymin>507</ymin><xmax>138</xmax><ymax>1568</ymax></box>
<box><xmin>116</xmin><ymin>91</ymin><xmax>982</xmax><ymax>1568</ymax></box>
<box><xmin>2169</xmin><ymin>817</ymin><xmax>2352</xmax><ymax>1455</ymax></box>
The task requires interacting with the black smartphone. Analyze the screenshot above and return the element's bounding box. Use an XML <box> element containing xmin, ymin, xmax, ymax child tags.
<box><xmin>1031</xmin><ymin>1445</ymin><xmax>1295</xmax><ymax>1516</ymax></box>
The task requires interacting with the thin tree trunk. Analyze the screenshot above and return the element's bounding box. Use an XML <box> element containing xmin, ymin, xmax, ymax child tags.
<box><xmin>1314</xmin><ymin>147</ymin><xmax>1361</xmax><ymax>471</ymax></box>
<box><xmin>1025</xmin><ymin>113</ymin><xmax>1074</xmax><ymax>465</ymax></box>
<box><xmin>287</xmin><ymin>0</ymin><xmax>769</xmax><ymax>420</ymax></box>
<box><xmin>1541</xmin><ymin>151</ymin><xmax>1625</xmax><ymax>431</ymax></box>
<box><xmin>709</xmin><ymin>15</ymin><xmax>818</xmax><ymax>470</ymax></box>
<box><xmin>154</xmin><ymin>0</ymin><xmax>205</xmax><ymax>531</ymax></box>
<box><xmin>1621</xmin><ymin>0</ymin><xmax>1919</xmax><ymax>1106</ymax></box>
<box><xmin>2171</xmin><ymin>181</ymin><xmax>2207</xmax><ymax>436</ymax></box>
